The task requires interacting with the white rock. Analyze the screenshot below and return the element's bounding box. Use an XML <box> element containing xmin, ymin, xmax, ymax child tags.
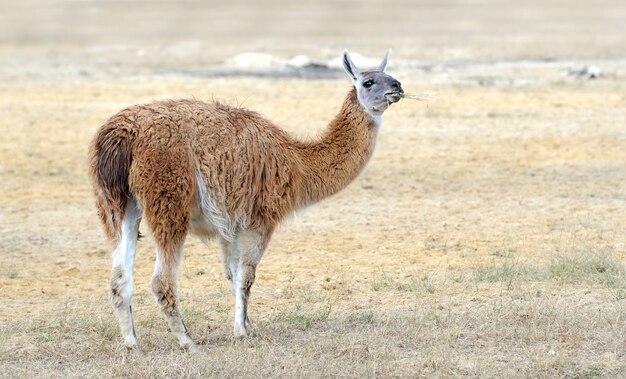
<box><xmin>288</xmin><ymin>55</ymin><xmax>312</xmax><ymax>68</ymax></box>
<box><xmin>229</xmin><ymin>52</ymin><xmax>284</xmax><ymax>70</ymax></box>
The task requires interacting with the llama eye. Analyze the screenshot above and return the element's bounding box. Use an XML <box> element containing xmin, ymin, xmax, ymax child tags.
<box><xmin>363</xmin><ymin>80</ymin><xmax>374</xmax><ymax>89</ymax></box>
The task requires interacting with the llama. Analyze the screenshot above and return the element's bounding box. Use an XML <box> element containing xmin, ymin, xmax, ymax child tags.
<box><xmin>88</xmin><ymin>49</ymin><xmax>404</xmax><ymax>351</ymax></box>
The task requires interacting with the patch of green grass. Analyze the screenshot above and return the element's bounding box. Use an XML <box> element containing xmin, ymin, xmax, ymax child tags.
<box><xmin>475</xmin><ymin>261</ymin><xmax>543</xmax><ymax>284</ymax></box>
<box><xmin>345</xmin><ymin>311</ymin><xmax>375</xmax><ymax>326</ymax></box>
<box><xmin>370</xmin><ymin>270</ymin><xmax>396</xmax><ymax>292</ymax></box>
<box><xmin>180</xmin><ymin>304</ymin><xmax>207</xmax><ymax>322</ymax></box>
<box><xmin>548</xmin><ymin>252</ymin><xmax>626</xmax><ymax>300</ymax></box>
<box><xmin>547</xmin><ymin>252</ymin><xmax>626</xmax><ymax>287</ymax></box>
<box><xmin>398</xmin><ymin>274</ymin><xmax>435</xmax><ymax>294</ymax></box>
<box><xmin>276</xmin><ymin>310</ymin><xmax>315</xmax><ymax>330</ymax></box>
<box><xmin>271</xmin><ymin>284</ymin><xmax>332</xmax><ymax>331</ymax></box>
<box><xmin>271</xmin><ymin>302</ymin><xmax>332</xmax><ymax>331</ymax></box>
<box><xmin>474</xmin><ymin>252</ymin><xmax>626</xmax><ymax>295</ymax></box>
<box><xmin>572</xmin><ymin>367</ymin><xmax>605</xmax><ymax>379</ymax></box>
<box><xmin>491</xmin><ymin>247</ymin><xmax>517</xmax><ymax>258</ymax></box>
<box><xmin>370</xmin><ymin>271</ymin><xmax>435</xmax><ymax>294</ymax></box>
<box><xmin>34</xmin><ymin>332</ymin><xmax>54</xmax><ymax>343</ymax></box>
<box><xmin>209</xmin><ymin>303</ymin><xmax>231</xmax><ymax>315</ymax></box>
<box><xmin>451</xmin><ymin>273</ymin><xmax>465</xmax><ymax>283</ymax></box>
<box><xmin>279</xmin><ymin>285</ymin><xmax>324</xmax><ymax>303</ymax></box>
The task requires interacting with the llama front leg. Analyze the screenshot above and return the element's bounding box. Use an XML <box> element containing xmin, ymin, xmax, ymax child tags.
<box><xmin>232</xmin><ymin>229</ymin><xmax>269</xmax><ymax>338</ymax></box>
<box><xmin>233</xmin><ymin>263</ymin><xmax>256</xmax><ymax>338</ymax></box>
<box><xmin>110</xmin><ymin>199</ymin><xmax>141</xmax><ymax>349</ymax></box>
<box><xmin>151</xmin><ymin>247</ymin><xmax>198</xmax><ymax>351</ymax></box>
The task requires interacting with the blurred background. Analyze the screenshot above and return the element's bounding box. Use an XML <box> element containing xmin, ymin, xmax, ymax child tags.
<box><xmin>2</xmin><ymin>2</ymin><xmax>626</xmax><ymax>376</ymax></box>
<box><xmin>1</xmin><ymin>0</ymin><xmax>625</xmax><ymax>82</ymax></box>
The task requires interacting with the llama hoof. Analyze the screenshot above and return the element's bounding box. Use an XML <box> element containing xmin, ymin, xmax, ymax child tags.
<box><xmin>232</xmin><ymin>329</ymin><xmax>257</xmax><ymax>343</ymax></box>
<box><xmin>233</xmin><ymin>316</ymin><xmax>256</xmax><ymax>339</ymax></box>
<box><xmin>123</xmin><ymin>344</ymin><xmax>145</xmax><ymax>357</ymax></box>
<box><xmin>232</xmin><ymin>326</ymin><xmax>256</xmax><ymax>344</ymax></box>
<box><xmin>184</xmin><ymin>343</ymin><xmax>202</xmax><ymax>353</ymax></box>
<box><xmin>231</xmin><ymin>335</ymin><xmax>255</xmax><ymax>347</ymax></box>
<box><xmin>233</xmin><ymin>326</ymin><xmax>256</xmax><ymax>340</ymax></box>
<box><xmin>180</xmin><ymin>339</ymin><xmax>201</xmax><ymax>353</ymax></box>
<box><xmin>174</xmin><ymin>330</ymin><xmax>199</xmax><ymax>352</ymax></box>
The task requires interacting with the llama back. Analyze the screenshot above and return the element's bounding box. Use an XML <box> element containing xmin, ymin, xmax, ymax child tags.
<box><xmin>90</xmin><ymin>98</ymin><xmax>304</xmax><ymax>242</ymax></box>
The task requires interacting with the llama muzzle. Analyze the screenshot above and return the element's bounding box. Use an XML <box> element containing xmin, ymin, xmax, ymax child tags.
<box><xmin>385</xmin><ymin>91</ymin><xmax>404</xmax><ymax>104</ymax></box>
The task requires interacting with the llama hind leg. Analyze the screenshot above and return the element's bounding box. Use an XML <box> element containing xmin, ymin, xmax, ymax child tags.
<box><xmin>151</xmin><ymin>246</ymin><xmax>198</xmax><ymax>351</ymax></box>
<box><xmin>110</xmin><ymin>198</ymin><xmax>141</xmax><ymax>349</ymax></box>
<box><xmin>133</xmin><ymin>145</ymin><xmax>197</xmax><ymax>350</ymax></box>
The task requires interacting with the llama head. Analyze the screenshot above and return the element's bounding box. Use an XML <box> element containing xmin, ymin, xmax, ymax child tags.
<box><xmin>342</xmin><ymin>49</ymin><xmax>404</xmax><ymax>119</ymax></box>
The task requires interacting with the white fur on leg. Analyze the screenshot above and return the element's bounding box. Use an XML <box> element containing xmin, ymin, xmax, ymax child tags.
<box><xmin>233</xmin><ymin>272</ymin><xmax>248</xmax><ymax>338</ymax></box>
<box><xmin>231</xmin><ymin>229</ymin><xmax>265</xmax><ymax>338</ymax></box>
<box><xmin>111</xmin><ymin>199</ymin><xmax>141</xmax><ymax>348</ymax></box>
<box><xmin>231</xmin><ymin>251</ymin><xmax>249</xmax><ymax>337</ymax></box>
<box><xmin>230</xmin><ymin>234</ymin><xmax>248</xmax><ymax>337</ymax></box>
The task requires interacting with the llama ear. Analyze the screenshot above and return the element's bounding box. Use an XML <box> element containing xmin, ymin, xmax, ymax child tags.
<box><xmin>342</xmin><ymin>49</ymin><xmax>360</xmax><ymax>84</ymax></box>
<box><xmin>377</xmin><ymin>48</ymin><xmax>391</xmax><ymax>72</ymax></box>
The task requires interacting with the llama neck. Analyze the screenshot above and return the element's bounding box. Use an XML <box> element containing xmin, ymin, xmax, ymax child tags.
<box><xmin>297</xmin><ymin>88</ymin><xmax>379</xmax><ymax>205</ymax></box>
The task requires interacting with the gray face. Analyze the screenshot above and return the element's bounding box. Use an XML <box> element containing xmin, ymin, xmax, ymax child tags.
<box><xmin>342</xmin><ymin>49</ymin><xmax>404</xmax><ymax>119</ymax></box>
<box><xmin>357</xmin><ymin>71</ymin><xmax>403</xmax><ymax>113</ymax></box>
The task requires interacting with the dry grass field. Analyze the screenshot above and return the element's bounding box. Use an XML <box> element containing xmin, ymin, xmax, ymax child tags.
<box><xmin>2</xmin><ymin>75</ymin><xmax>625</xmax><ymax>378</ymax></box>
<box><xmin>1</xmin><ymin>1</ymin><xmax>626</xmax><ymax>378</ymax></box>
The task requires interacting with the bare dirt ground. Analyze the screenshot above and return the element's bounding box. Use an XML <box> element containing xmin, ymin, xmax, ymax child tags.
<box><xmin>1</xmin><ymin>1</ymin><xmax>626</xmax><ymax>377</ymax></box>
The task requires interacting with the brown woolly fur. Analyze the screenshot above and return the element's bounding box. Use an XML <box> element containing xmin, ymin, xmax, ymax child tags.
<box><xmin>190</xmin><ymin>99</ymin><xmax>303</xmax><ymax>234</ymax></box>
<box><xmin>298</xmin><ymin>89</ymin><xmax>377</xmax><ymax>204</ymax></box>
<box><xmin>88</xmin><ymin>49</ymin><xmax>404</xmax><ymax>350</ymax></box>
<box><xmin>89</xmin><ymin>91</ymin><xmax>373</xmax><ymax>252</ymax></box>
<box><xmin>88</xmin><ymin>113</ymin><xmax>137</xmax><ymax>242</ymax></box>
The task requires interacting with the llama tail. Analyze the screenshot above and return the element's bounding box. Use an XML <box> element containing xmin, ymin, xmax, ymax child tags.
<box><xmin>88</xmin><ymin>115</ymin><xmax>136</xmax><ymax>242</ymax></box>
